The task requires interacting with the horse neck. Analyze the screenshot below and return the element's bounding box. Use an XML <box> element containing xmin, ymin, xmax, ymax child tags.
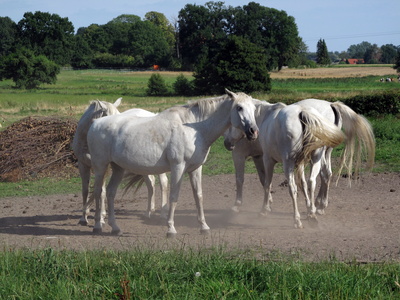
<box><xmin>75</xmin><ymin>103</ymin><xmax>120</xmax><ymax>148</ymax></box>
<box><xmin>190</xmin><ymin>98</ymin><xmax>233</xmax><ymax>145</ymax></box>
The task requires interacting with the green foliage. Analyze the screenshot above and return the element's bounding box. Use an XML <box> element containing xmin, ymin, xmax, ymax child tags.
<box><xmin>146</xmin><ymin>73</ymin><xmax>170</xmax><ymax>96</ymax></box>
<box><xmin>343</xmin><ymin>91</ymin><xmax>400</xmax><ymax>116</ymax></box>
<box><xmin>17</xmin><ymin>11</ymin><xmax>75</xmax><ymax>66</ymax></box>
<box><xmin>0</xmin><ymin>48</ymin><xmax>60</xmax><ymax>89</ymax></box>
<box><xmin>173</xmin><ymin>73</ymin><xmax>194</xmax><ymax>96</ymax></box>
<box><xmin>1</xmin><ymin>248</ymin><xmax>399</xmax><ymax>299</ymax></box>
<box><xmin>194</xmin><ymin>36</ymin><xmax>271</xmax><ymax>95</ymax></box>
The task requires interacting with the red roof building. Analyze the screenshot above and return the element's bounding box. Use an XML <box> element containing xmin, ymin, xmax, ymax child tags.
<box><xmin>347</xmin><ymin>58</ymin><xmax>364</xmax><ymax>64</ymax></box>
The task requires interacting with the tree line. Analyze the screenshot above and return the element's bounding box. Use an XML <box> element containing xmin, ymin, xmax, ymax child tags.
<box><xmin>0</xmin><ymin>1</ymin><xmax>399</xmax><ymax>91</ymax></box>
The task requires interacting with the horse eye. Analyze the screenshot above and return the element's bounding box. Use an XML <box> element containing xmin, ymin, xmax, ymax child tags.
<box><xmin>236</xmin><ymin>106</ymin><xmax>243</xmax><ymax>112</ymax></box>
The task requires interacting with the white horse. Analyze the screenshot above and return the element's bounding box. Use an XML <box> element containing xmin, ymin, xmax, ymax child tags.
<box><xmin>225</xmin><ymin>99</ymin><xmax>346</xmax><ymax>228</ymax></box>
<box><xmin>225</xmin><ymin>99</ymin><xmax>375</xmax><ymax>227</ymax></box>
<box><xmin>72</xmin><ymin>99</ymin><xmax>168</xmax><ymax>226</ymax></box>
<box><xmin>87</xmin><ymin>90</ymin><xmax>259</xmax><ymax>236</ymax></box>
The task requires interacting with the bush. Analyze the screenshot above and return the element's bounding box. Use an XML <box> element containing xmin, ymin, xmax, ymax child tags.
<box><xmin>92</xmin><ymin>53</ymin><xmax>135</xmax><ymax>68</ymax></box>
<box><xmin>173</xmin><ymin>74</ymin><xmax>194</xmax><ymax>96</ymax></box>
<box><xmin>146</xmin><ymin>73</ymin><xmax>169</xmax><ymax>96</ymax></box>
<box><xmin>343</xmin><ymin>91</ymin><xmax>400</xmax><ymax>116</ymax></box>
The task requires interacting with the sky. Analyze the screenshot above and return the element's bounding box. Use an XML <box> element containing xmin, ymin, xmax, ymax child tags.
<box><xmin>1</xmin><ymin>0</ymin><xmax>399</xmax><ymax>53</ymax></box>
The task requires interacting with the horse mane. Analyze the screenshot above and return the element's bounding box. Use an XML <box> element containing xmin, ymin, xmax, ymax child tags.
<box><xmin>185</xmin><ymin>95</ymin><xmax>230</xmax><ymax>116</ymax></box>
<box><xmin>255</xmin><ymin>101</ymin><xmax>286</xmax><ymax>118</ymax></box>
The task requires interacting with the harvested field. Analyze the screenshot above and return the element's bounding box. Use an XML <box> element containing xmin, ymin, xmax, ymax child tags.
<box><xmin>270</xmin><ymin>66</ymin><xmax>398</xmax><ymax>79</ymax></box>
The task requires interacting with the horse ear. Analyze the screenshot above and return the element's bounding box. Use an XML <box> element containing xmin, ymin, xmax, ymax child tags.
<box><xmin>225</xmin><ymin>89</ymin><xmax>237</xmax><ymax>100</ymax></box>
<box><xmin>114</xmin><ymin>97</ymin><xmax>122</xmax><ymax>107</ymax></box>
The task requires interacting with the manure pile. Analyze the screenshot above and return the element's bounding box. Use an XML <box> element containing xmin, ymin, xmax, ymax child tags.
<box><xmin>0</xmin><ymin>116</ymin><xmax>78</xmax><ymax>182</ymax></box>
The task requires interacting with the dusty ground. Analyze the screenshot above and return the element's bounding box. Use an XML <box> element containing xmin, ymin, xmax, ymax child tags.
<box><xmin>1</xmin><ymin>172</ymin><xmax>399</xmax><ymax>262</ymax></box>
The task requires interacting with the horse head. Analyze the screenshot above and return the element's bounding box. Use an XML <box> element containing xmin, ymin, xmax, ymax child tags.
<box><xmin>225</xmin><ymin>89</ymin><xmax>259</xmax><ymax>143</ymax></box>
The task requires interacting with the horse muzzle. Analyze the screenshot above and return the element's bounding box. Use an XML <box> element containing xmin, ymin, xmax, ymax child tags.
<box><xmin>224</xmin><ymin>139</ymin><xmax>235</xmax><ymax>151</ymax></box>
<box><xmin>245</xmin><ymin>126</ymin><xmax>259</xmax><ymax>141</ymax></box>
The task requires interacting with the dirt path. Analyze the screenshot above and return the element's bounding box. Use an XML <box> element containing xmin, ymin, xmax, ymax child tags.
<box><xmin>1</xmin><ymin>173</ymin><xmax>399</xmax><ymax>262</ymax></box>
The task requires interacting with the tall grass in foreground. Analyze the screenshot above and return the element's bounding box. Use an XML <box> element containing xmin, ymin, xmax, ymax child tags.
<box><xmin>1</xmin><ymin>248</ymin><xmax>399</xmax><ymax>299</ymax></box>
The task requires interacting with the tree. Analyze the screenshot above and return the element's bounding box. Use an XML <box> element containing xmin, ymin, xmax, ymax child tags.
<box><xmin>0</xmin><ymin>17</ymin><xmax>17</xmax><ymax>57</ymax></box>
<box><xmin>316</xmin><ymin>39</ymin><xmax>331</xmax><ymax>65</ymax></box>
<box><xmin>70</xmin><ymin>36</ymin><xmax>94</xmax><ymax>69</ymax></box>
<box><xmin>17</xmin><ymin>11</ymin><xmax>75</xmax><ymax>65</ymax></box>
<box><xmin>381</xmin><ymin>44</ymin><xmax>398</xmax><ymax>64</ymax></box>
<box><xmin>364</xmin><ymin>44</ymin><xmax>381</xmax><ymax>64</ymax></box>
<box><xmin>347</xmin><ymin>41</ymin><xmax>372</xmax><ymax>58</ymax></box>
<box><xmin>193</xmin><ymin>36</ymin><xmax>271</xmax><ymax>95</ymax></box>
<box><xmin>178</xmin><ymin>2</ymin><xmax>301</xmax><ymax>71</ymax></box>
<box><xmin>0</xmin><ymin>48</ymin><xmax>60</xmax><ymax>89</ymax></box>
<box><xmin>128</xmin><ymin>21</ymin><xmax>171</xmax><ymax>67</ymax></box>
<box><xmin>232</xmin><ymin>3</ymin><xmax>301</xmax><ymax>70</ymax></box>
<box><xmin>393</xmin><ymin>49</ymin><xmax>400</xmax><ymax>73</ymax></box>
<box><xmin>178</xmin><ymin>2</ymin><xmax>228</xmax><ymax>69</ymax></box>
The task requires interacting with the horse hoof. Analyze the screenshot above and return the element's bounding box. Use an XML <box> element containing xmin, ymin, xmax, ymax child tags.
<box><xmin>166</xmin><ymin>232</ymin><xmax>177</xmax><ymax>239</ymax></box>
<box><xmin>259</xmin><ymin>211</ymin><xmax>268</xmax><ymax>217</ymax></box>
<box><xmin>294</xmin><ymin>222</ymin><xmax>304</xmax><ymax>229</ymax></box>
<box><xmin>92</xmin><ymin>228</ymin><xmax>102</xmax><ymax>235</ymax></box>
<box><xmin>317</xmin><ymin>209</ymin><xmax>325</xmax><ymax>215</ymax></box>
<box><xmin>231</xmin><ymin>206</ymin><xmax>240</xmax><ymax>213</ymax></box>
<box><xmin>307</xmin><ymin>215</ymin><xmax>319</xmax><ymax>228</ymax></box>
<box><xmin>78</xmin><ymin>220</ymin><xmax>88</xmax><ymax>226</ymax></box>
<box><xmin>200</xmin><ymin>228</ymin><xmax>210</xmax><ymax>235</ymax></box>
<box><xmin>111</xmin><ymin>229</ymin><xmax>122</xmax><ymax>236</ymax></box>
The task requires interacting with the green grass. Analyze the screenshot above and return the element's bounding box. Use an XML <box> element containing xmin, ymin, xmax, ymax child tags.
<box><xmin>1</xmin><ymin>247</ymin><xmax>399</xmax><ymax>299</ymax></box>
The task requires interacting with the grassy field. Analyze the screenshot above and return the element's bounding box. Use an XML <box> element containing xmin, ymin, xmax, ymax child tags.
<box><xmin>1</xmin><ymin>247</ymin><xmax>400</xmax><ymax>299</ymax></box>
<box><xmin>1</xmin><ymin>66</ymin><xmax>400</xmax><ymax>299</ymax></box>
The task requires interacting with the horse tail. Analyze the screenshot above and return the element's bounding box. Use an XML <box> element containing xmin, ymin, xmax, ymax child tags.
<box><xmin>123</xmin><ymin>173</ymin><xmax>145</xmax><ymax>196</ymax></box>
<box><xmin>295</xmin><ymin>109</ymin><xmax>345</xmax><ymax>181</ymax></box>
<box><xmin>330</xmin><ymin>102</ymin><xmax>375</xmax><ymax>182</ymax></box>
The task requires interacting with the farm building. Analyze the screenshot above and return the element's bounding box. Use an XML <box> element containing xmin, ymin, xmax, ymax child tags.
<box><xmin>346</xmin><ymin>58</ymin><xmax>365</xmax><ymax>64</ymax></box>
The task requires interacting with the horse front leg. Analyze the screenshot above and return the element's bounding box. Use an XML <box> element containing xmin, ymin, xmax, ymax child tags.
<box><xmin>231</xmin><ymin>151</ymin><xmax>246</xmax><ymax>212</ymax></box>
<box><xmin>158</xmin><ymin>173</ymin><xmax>169</xmax><ymax>219</ymax></box>
<box><xmin>189</xmin><ymin>166</ymin><xmax>210</xmax><ymax>234</ymax></box>
<box><xmin>166</xmin><ymin>165</ymin><xmax>185</xmax><ymax>237</ymax></box>
<box><xmin>144</xmin><ymin>175</ymin><xmax>156</xmax><ymax>218</ymax></box>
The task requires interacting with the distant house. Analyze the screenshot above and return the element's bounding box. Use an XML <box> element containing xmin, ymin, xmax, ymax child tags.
<box><xmin>346</xmin><ymin>58</ymin><xmax>364</xmax><ymax>64</ymax></box>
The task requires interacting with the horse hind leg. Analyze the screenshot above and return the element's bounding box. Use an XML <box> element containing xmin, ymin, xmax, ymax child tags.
<box><xmin>106</xmin><ymin>163</ymin><xmax>125</xmax><ymax>235</ymax></box>
<box><xmin>231</xmin><ymin>152</ymin><xmax>246</xmax><ymax>212</ymax></box>
<box><xmin>284</xmin><ymin>162</ymin><xmax>303</xmax><ymax>229</ymax></box>
<box><xmin>158</xmin><ymin>173</ymin><xmax>169</xmax><ymax>219</ymax></box>
<box><xmin>78</xmin><ymin>163</ymin><xmax>91</xmax><ymax>226</ymax></box>
<box><xmin>144</xmin><ymin>175</ymin><xmax>156</xmax><ymax>218</ymax></box>
<box><xmin>316</xmin><ymin>147</ymin><xmax>333</xmax><ymax>215</ymax></box>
